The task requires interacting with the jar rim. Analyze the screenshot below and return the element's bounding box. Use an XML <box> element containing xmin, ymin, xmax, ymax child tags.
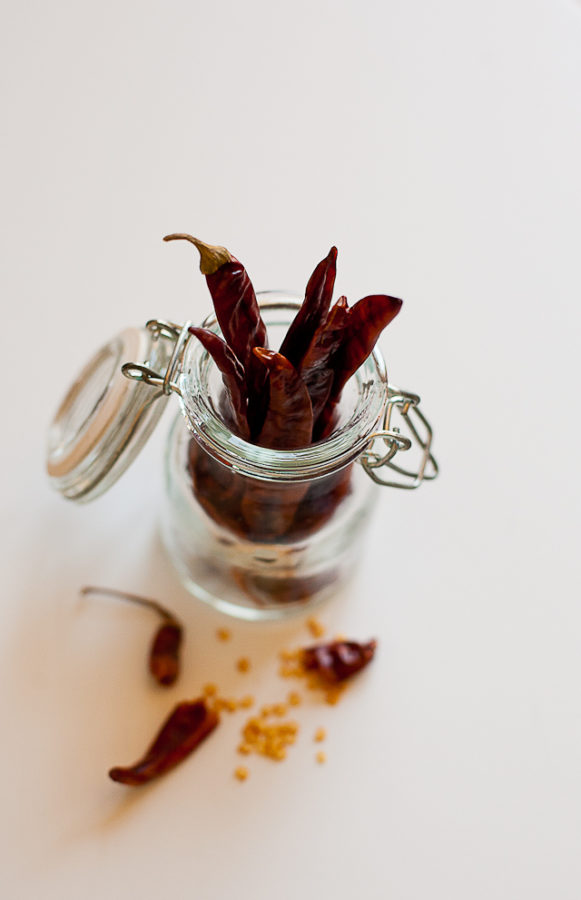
<box><xmin>177</xmin><ymin>292</ymin><xmax>388</xmax><ymax>482</ymax></box>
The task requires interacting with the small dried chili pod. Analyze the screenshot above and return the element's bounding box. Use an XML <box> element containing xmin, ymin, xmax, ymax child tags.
<box><xmin>188</xmin><ymin>326</ymin><xmax>249</xmax><ymax>440</ymax></box>
<box><xmin>80</xmin><ymin>586</ymin><xmax>183</xmax><ymax>687</ymax></box>
<box><xmin>109</xmin><ymin>699</ymin><xmax>219</xmax><ymax>786</ymax></box>
<box><xmin>149</xmin><ymin>622</ymin><xmax>183</xmax><ymax>686</ymax></box>
<box><xmin>163</xmin><ymin>233</ymin><xmax>269</xmax><ymax>436</ymax></box>
<box><xmin>252</xmin><ymin>348</ymin><xmax>314</xmax><ymax>449</ymax></box>
<box><xmin>279</xmin><ymin>246</ymin><xmax>337</xmax><ymax>370</ymax></box>
<box><xmin>302</xmin><ymin>639</ymin><xmax>377</xmax><ymax>683</ymax></box>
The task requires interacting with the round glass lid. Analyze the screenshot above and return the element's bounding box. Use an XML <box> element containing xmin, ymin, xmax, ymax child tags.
<box><xmin>47</xmin><ymin>326</ymin><xmax>174</xmax><ymax>502</ymax></box>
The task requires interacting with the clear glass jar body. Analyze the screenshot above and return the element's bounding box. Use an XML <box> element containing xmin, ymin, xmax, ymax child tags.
<box><xmin>160</xmin><ymin>295</ymin><xmax>388</xmax><ymax>620</ymax></box>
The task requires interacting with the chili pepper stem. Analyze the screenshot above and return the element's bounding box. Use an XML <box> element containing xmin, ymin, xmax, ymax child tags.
<box><xmin>163</xmin><ymin>233</ymin><xmax>231</xmax><ymax>275</ymax></box>
<box><xmin>80</xmin><ymin>585</ymin><xmax>178</xmax><ymax>625</ymax></box>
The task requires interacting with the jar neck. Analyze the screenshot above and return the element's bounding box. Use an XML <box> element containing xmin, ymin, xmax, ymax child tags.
<box><xmin>177</xmin><ymin>293</ymin><xmax>388</xmax><ymax>483</ymax></box>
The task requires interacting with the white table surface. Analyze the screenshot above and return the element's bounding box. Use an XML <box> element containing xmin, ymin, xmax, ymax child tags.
<box><xmin>1</xmin><ymin>1</ymin><xmax>580</xmax><ymax>897</ymax></box>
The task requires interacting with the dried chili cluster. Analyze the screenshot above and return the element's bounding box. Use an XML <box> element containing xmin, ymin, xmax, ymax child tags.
<box><xmin>103</xmin><ymin>598</ymin><xmax>376</xmax><ymax>788</ymax></box>
<box><xmin>164</xmin><ymin>235</ymin><xmax>402</xmax><ymax>446</ymax></box>
<box><xmin>165</xmin><ymin>235</ymin><xmax>402</xmax><ymax>545</ymax></box>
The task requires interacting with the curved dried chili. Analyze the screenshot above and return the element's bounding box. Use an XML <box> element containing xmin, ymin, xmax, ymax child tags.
<box><xmin>109</xmin><ymin>699</ymin><xmax>218</xmax><ymax>786</ymax></box>
<box><xmin>80</xmin><ymin>586</ymin><xmax>183</xmax><ymax>687</ymax></box>
<box><xmin>279</xmin><ymin>246</ymin><xmax>337</xmax><ymax>370</ymax></box>
<box><xmin>188</xmin><ymin>326</ymin><xmax>249</xmax><ymax>440</ymax></box>
<box><xmin>164</xmin><ymin>233</ymin><xmax>268</xmax><ymax>436</ymax></box>
<box><xmin>302</xmin><ymin>639</ymin><xmax>377</xmax><ymax>683</ymax></box>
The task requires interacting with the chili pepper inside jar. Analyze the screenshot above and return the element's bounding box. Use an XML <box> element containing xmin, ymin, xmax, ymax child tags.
<box><xmin>47</xmin><ymin>256</ymin><xmax>437</xmax><ymax>620</ymax></box>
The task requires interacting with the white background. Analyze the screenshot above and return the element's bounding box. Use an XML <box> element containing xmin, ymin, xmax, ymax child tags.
<box><xmin>1</xmin><ymin>1</ymin><xmax>580</xmax><ymax>897</ymax></box>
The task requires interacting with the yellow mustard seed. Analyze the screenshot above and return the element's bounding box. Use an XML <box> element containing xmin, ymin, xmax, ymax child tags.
<box><xmin>236</xmin><ymin>656</ymin><xmax>251</xmax><ymax>673</ymax></box>
<box><xmin>216</xmin><ymin>628</ymin><xmax>231</xmax><ymax>642</ymax></box>
<box><xmin>314</xmin><ymin>727</ymin><xmax>326</xmax><ymax>743</ymax></box>
<box><xmin>316</xmin><ymin>751</ymin><xmax>326</xmax><ymax>764</ymax></box>
<box><xmin>307</xmin><ymin>616</ymin><xmax>325</xmax><ymax>638</ymax></box>
<box><xmin>235</xmin><ymin>766</ymin><xmax>249</xmax><ymax>781</ymax></box>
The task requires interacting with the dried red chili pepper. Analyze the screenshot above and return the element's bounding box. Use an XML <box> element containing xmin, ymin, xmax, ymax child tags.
<box><xmin>81</xmin><ymin>586</ymin><xmax>183</xmax><ymax>687</ymax></box>
<box><xmin>164</xmin><ymin>234</ymin><xmax>268</xmax><ymax>436</ymax></box>
<box><xmin>316</xmin><ymin>293</ymin><xmax>402</xmax><ymax>439</ymax></box>
<box><xmin>329</xmin><ymin>293</ymin><xmax>402</xmax><ymax>403</ymax></box>
<box><xmin>109</xmin><ymin>699</ymin><xmax>218</xmax><ymax>786</ymax></box>
<box><xmin>279</xmin><ymin>246</ymin><xmax>337</xmax><ymax>370</ymax></box>
<box><xmin>188</xmin><ymin>326</ymin><xmax>249</xmax><ymax>440</ymax></box>
<box><xmin>302</xmin><ymin>638</ymin><xmax>377</xmax><ymax>683</ymax></box>
<box><xmin>252</xmin><ymin>348</ymin><xmax>314</xmax><ymax>449</ymax></box>
<box><xmin>187</xmin><ymin>439</ymin><xmax>246</xmax><ymax>534</ymax></box>
<box><xmin>299</xmin><ymin>295</ymin><xmax>350</xmax><ymax>424</ymax></box>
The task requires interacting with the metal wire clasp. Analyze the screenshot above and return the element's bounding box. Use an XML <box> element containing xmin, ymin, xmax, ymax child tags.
<box><xmin>360</xmin><ymin>386</ymin><xmax>438</xmax><ymax>489</ymax></box>
<box><xmin>121</xmin><ymin>320</ymin><xmax>192</xmax><ymax>397</ymax></box>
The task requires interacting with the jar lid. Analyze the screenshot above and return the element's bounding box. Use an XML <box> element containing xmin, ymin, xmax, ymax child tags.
<box><xmin>46</xmin><ymin>325</ymin><xmax>175</xmax><ymax>501</ymax></box>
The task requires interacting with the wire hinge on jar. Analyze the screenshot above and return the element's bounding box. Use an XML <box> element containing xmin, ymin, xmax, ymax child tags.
<box><xmin>121</xmin><ymin>325</ymin><xmax>438</xmax><ymax>489</ymax></box>
<box><xmin>360</xmin><ymin>387</ymin><xmax>438</xmax><ymax>489</ymax></box>
<box><xmin>121</xmin><ymin>319</ymin><xmax>193</xmax><ymax>398</ymax></box>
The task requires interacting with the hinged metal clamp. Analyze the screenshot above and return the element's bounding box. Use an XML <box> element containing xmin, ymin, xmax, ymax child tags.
<box><xmin>360</xmin><ymin>386</ymin><xmax>438</xmax><ymax>489</ymax></box>
<box><xmin>121</xmin><ymin>319</ymin><xmax>192</xmax><ymax>397</ymax></box>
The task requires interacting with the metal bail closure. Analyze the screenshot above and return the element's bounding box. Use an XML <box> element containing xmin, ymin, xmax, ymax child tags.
<box><xmin>46</xmin><ymin>320</ymin><xmax>189</xmax><ymax>502</ymax></box>
<box><xmin>360</xmin><ymin>386</ymin><xmax>439</xmax><ymax>489</ymax></box>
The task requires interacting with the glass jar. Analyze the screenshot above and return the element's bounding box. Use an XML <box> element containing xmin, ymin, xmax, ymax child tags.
<box><xmin>160</xmin><ymin>295</ymin><xmax>387</xmax><ymax>619</ymax></box>
<box><xmin>47</xmin><ymin>293</ymin><xmax>437</xmax><ymax>619</ymax></box>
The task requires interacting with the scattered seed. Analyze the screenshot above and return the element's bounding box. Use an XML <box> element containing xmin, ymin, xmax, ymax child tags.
<box><xmin>216</xmin><ymin>628</ymin><xmax>231</xmax><ymax>642</ymax></box>
<box><xmin>307</xmin><ymin>616</ymin><xmax>325</xmax><ymax>639</ymax></box>
<box><xmin>235</xmin><ymin>766</ymin><xmax>249</xmax><ymax>781</ymax></box>
<box><xmin>314</xmin><ymin>727</ymin><xmax>326</xmax><ymax>743</ymax></box>
<box><xmin>287</xmin><ymin>691</ymin><xmax>301</xmax><ymax>706</ymax></box>
<box><xmin>316</xmin><ymin>751</ymin><xmax>326</xmax><ymax>764</ymax></box>
<box><xmin>236</xmin><ymin>657</ymin><xmax>251</xmax><ymax>673</ymax></box>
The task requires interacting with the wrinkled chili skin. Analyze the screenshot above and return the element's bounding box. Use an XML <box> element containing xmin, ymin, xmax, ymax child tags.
<box><xmin>279</xmin><ymin>246</ymin><xmax>337</xmax><ymax>370</ymax></box>
<box><xmin>302</xmin><ymin>639</ymin><xmax>377</xmax><ymax>682</ymax></box>
<box><xmin>253</xmin><ymin>348</ymin><xmax>314</xmax><ymax>450</ymax></box>
<box><xmin>149</xmin><ymin>622</ymin><xmax>182</xmax><ymax>687</ymax></box>
<box><xmin>109</xmin><ymin>699</ymin><xmax>219</xmax><ymax>786</ymax></box>
<box><xmin>299</xmin><ymin>296</ymin><xmax>349</xmax><ymax>424</ymax></box>
<box><xmin>205</xmin><ymin>259</ymin><xmax>269</xmax><ymax>437</ymax></box>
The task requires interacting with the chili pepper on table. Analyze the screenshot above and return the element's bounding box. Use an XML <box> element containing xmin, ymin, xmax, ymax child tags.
<box><xmin>164</xmin><ymin>234</ymin><xmax>269</xmax><ymax>437</ymax></box>
<box><xmin>109</xmin><ymin>699</ymin><xmax>219</xmax><ymax>786</ymax></box>
<box><xmin>302</xmin><ymin>639</ymin><xmax>377</xmax><ymax>683</ymax></box>
<box><xmin>188</xmin><ymin>326</ymin><xmax>249</xmax><ymax>440</ymax></box>
<box><xmin>80</xmin><ymin>586</ymin><xmax>183</xmax><ymax>687</ymax></box>
<box><xmin>279</xmin><ymin>246</ymin><xmax>337</xmax><ymax>370</ymax></box>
